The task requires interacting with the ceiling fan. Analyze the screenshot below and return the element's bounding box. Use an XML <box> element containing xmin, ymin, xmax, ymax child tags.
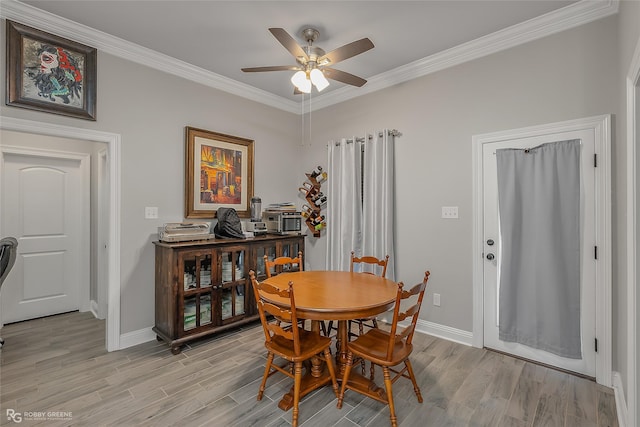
<box><xmin>241</xmin><ymin>27</ymin><xmax>374</xmax><ymax>94</ymax></box>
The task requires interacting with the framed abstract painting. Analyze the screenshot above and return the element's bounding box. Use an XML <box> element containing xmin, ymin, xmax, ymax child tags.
<box><xmin>5</xmin><ymin>20</ymin><xmax>97</xmax><ymax>120</ymax></box>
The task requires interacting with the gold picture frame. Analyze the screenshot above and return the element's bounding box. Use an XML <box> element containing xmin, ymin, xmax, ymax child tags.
<box><xmin>185</xmin><ymin>127</ymin><xmax>254</xmax><ymax>219</ymax></box>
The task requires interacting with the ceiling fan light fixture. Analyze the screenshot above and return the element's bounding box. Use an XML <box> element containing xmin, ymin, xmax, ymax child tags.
<box><xmin>243</xmin><ymin>27</ymin><xmax>373</xmax><ymax>96</ymax></box>
<box><xmin>310</xmin><ymin>68</ymin><xmax>329</xmax><ymax>91</ymax></box>
<box><xmin>291</xmin><ymin>70</ymin><xmax>312</xmax><ymax>93</ymax></box>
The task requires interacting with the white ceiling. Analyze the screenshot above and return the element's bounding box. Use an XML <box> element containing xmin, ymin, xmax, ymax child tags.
<box><xmin>6</xmin><ymin>1</ymin><xmax>617</xmax><ymax>112</ymax></box>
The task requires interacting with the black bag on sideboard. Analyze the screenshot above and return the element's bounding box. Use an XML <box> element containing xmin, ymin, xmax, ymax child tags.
<box><xmin>214</xmin><ymin>207</ymin><xmax>245</xmax><ymax>239</ymax></box>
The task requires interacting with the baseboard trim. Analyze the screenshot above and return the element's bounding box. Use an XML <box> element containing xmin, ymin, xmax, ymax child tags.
<box><xmin>414</xmin><ymin>319</ymin><xmax>474</xmax><ymax>347</ymax></box>
<box><xmin>89</xmin><ymin>300</ymin><xmax>99</xmax><ymax>319</ymax></box>
<box><xmin>123</xmin><ymin>319</ymin><xmax>474</xmax><ymax>352</ymax></box>
<box><xmin>612</xmin><ymin>371</ymin><xmax>628</xmax><ymax>427</ymax></box>
<box><xmin>119</xmin><ymin>327</ymin><xmax>156</xmax><ymax>350</ymax></box>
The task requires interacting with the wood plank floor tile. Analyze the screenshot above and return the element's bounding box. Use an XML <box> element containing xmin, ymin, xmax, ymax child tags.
<box><xmin>566</xmin><ymin>375</ymin><xmax>598</xmax><ymax>423</ymax></box>
<box><xmin>0</xmin><ymin>312</ymin><xmax>619</xmax><ymax>427</ymax></box>
<box><xmin>498</xmin><ymin>414</ymin><xmax>530</xmax><ymax>427</ymax></box>
<box><xmin>596</xmin><ymin>388</ymin><xmax>619</xmax><ymax>427</ymax></box>
<box><xmin>451</xmin><ymin>367</ymin><xmax>496</xmax><ymax>410</ymax></box>
<box><xmin>566</xmin><ymin>414</ymin><xmax>597</xmax><ymax>427</ymax></box>
<box><xmin>468</xmin><ymin>397</ymin><xmax>509</xmax><ymax>426</ymax></box>
<box><xmin>505</xmin><ymin>372</ymin><xmax>544</xmax><ymax>423</ymax></box>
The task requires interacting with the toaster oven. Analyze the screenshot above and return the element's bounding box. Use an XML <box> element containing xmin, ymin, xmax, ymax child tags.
<box><xmin>262</xmin><ymin>211</ymin><xmax>303</xmax><ymax>235</ymax></box>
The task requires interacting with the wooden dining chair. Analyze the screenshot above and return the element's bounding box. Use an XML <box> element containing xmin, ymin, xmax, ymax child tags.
<box><xmin>337</xmin><ymin>271</ymin><xmax>430</xmax><ymax>427</ymax></box>
<box><xmin>326</xmin><ymin>251</ymin><xmax>390</xmax><ymax>372</ymax></box>
<box><xmin>350</xmin><ymin>251</ymin><xmax>389</xmax><ymax>277</ymax></box>
<box><xmin>264</xmin><ymin>252</ymin><xmax>319</xmax><ymax>332</ymax></box>
<box><xmin>0</xmin><ymin>237</ymin><xmax>18</xmax><ymax>349</ymax></box>
<box><xmin>349</xmin><ymin>251</ymin><xmax>390</xmax><ymax>331</ymax></box>
<box><xmin>250</xmin><ymin>271</ymin><xmax>338</xmax><ymax>427</ymax></box>
<box><xmin>264</xmin><ymin>251</ymin><xmax>303</xmax><ymax>278</ymax></box>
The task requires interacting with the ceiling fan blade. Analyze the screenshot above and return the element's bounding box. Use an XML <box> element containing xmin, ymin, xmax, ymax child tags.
<box><xmin>319</xmin><ymin>38</ymin><xmax>374</xmax><ymax>65</ymax></box>
<box><xmin>323</xmin><ymin>67</ymin><xmax>367</xmax><ymax>87</ymax></box>
<box><xmin>269</xmin><ymin>28</ymin><xmax>309</xmax><ymax>61</ymax></box>
<box><xmin>241</xmin><ymin>65</ymin><xmax>301</xmax><ymax>73</ymax></box>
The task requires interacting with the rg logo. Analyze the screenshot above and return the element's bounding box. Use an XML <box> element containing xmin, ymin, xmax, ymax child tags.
<box><xmin>6</xmin><ymin>409</ymin><xmax>22</xmax><ymax>423</ymax></box>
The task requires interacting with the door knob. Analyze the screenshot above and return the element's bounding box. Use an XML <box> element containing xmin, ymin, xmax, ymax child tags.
<box><xmin>487</xmin><ymin>239</ymin><xmax>494</xmax><ymax>246</ymax></box>
<box><xmin>486</xmin><ymin>253</ymin><xmax>495</xmax><ymax>260</ymax></box>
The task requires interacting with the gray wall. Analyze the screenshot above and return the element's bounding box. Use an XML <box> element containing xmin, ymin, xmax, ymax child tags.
<box><xmin>303</xmin><ymin>15</ymin><xmax>619</xmax><ymax>330</ymax></box>
<box><xmin>0</xmin><ymin>19</ymin><xmax>301</xmax><ymax>334</ymax></box>
<box><xmin>300</xmin><ymin>12</ymin><xmax>633</xmax><ymax>401</ymax></box>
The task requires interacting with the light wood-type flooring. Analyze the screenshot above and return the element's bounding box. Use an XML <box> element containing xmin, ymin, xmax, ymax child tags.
<box><xmin>0</xmin><ymin>311</ymin><xmax>619</xmax><ymax>426</ymax></box>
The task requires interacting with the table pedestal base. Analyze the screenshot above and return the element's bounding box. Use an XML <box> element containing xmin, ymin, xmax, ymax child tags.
<box><xmin>278</xmin><ymin>363</ymin><xmax>334</xmax><ymax>411</ymax></box>
<box><xmin>342</xmin><ymin>370</ymin><xmax>387</xmax><ymax>403</ymax></box>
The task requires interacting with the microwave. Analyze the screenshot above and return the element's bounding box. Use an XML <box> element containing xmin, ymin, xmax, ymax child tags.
<box><xmin>262</xmin><ymin>211</ymin><xmax>303</xmax><ymax>235</ymax></box>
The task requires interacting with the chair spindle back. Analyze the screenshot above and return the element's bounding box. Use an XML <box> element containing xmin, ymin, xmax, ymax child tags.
<box><xmin>264</xmin><ymin>251</ymin><xmax>303</xmax><ymax>278</ymax></box>
<box><xmin>386</xmin><ymin>271</ymin><xmax>430</xmax><ymax>360</ymax></box>
<box><xmin>350</xmin><ymin>251</ymin><xmax>389</xmax><ymax>278</ymax></box>
<box><xmin>250</xmin><ymin>271</ymin><xmax>302</xmax><ymax>356</ymax></box>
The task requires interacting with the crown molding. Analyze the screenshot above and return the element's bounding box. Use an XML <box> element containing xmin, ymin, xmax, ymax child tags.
<box><xmin>0</xmin><ymin>0</ymin><xmax>300</xmax><ymax>114</ymax></box>
<box><xmin>311</xmin><ymin>0</ymin><xmax>619</xmax><ymax>111</ymax></box>
<box><xmin>1</xmin><ymin>0</ymin><xmax>618</xmax><ymax>115</ymax></box>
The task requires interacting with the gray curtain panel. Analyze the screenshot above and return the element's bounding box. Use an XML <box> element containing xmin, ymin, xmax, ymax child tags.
<box><xmin>496</xmin><ymin>139</ymin><xmax>582</xmax><ymax>359</ymax></box>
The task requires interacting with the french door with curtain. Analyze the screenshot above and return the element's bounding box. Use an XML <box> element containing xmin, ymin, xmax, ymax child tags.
<box><xmin>483</xmin><ymin>130</ymin><xmax>597</xmax><ymax>377</ymax></box>
<box><xmin>326</xmin><ymin>130</ymin><xmax>395</xmax><ymax>279</ymax></box>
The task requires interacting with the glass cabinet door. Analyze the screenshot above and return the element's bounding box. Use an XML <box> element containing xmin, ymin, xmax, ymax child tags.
<box><xmin>281</xmin><ymin>240</ymin><xmax>302</xmax><ymax>261</ymax></box>
<box><xmin>183</xmin><ymin>293</ymin><xmax>213</xmax><ymax>332</ymax></box>
<box><xmin>184</xmin><ymin>295</ymin><xmax>197</xmax><ymax>331</ymax></box>
<box><xmin>220</xmin><ymin>248</ymin><xmax>247</xmax><ymax>321</ymax></box>
<box><xmin>181</xmin><ymin>252</ymin><xmax>213</xmax><ymax>291</ymax></box>
<box><xmin>221</xmin><ymin>286</ymin><xmax>245</xmax><ymax>321</ymax></box>
<box><xmin>254</xmin><ymin>244</ymin><xmax>277</xmax><ymax>279</ymax></box>
<box><xmin>179</xmin><ymin>250</ymin><xmax>214</xmax><ymax>334</ymax></box>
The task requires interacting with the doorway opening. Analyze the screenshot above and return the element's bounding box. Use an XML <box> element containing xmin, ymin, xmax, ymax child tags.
<box><xmin>0</xmin><ymin>117</ymin><xmax>121</xmax><ymax>351</ymax></box>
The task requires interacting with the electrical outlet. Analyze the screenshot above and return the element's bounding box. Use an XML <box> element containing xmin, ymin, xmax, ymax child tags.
<box><xmin>145</xmin><ymin>206</ymin><xmax>158</xmax><ymax>219</ymax></box>
<box><xmin>441</xmin><ymin>206</ymin><xmax>458</xmax><ymax>219</ymax></box>
<box><xmin>433</xmin><ymin>293</ymin><xmax>441</xmax><ymax>306</ymax></box>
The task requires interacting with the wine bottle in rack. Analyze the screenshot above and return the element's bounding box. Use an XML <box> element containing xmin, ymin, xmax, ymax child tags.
<box><xmin>316</xmin><ymin>171</ymin><xmax>328</xmax><ymax>183</ymax></box>
<box><xmin>311</xmin><ymin>215</ymin><xmax>325</xmax><ymax>226</ymax></box>
<box><xmin>313</xmin><ymin>196</ymin><xmax>327</xmax><ymax>207</ymax></box>
<box><xmin>309</xmin><ymin>166</ymin><xmax>323</xmax><ymax>179</ymax></box>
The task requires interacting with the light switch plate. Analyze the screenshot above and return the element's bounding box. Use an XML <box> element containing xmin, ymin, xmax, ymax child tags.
<box><xmin>441</xmin><ymin>206</ymin><xmax>458</xmax><ymax>219</ymax></box>
<box><xmin>145</xmin><ymin>206</ymin><xmax>158</xmax><ymax>219</ymax></box>
<box><xmin>433</xmin><ymin>293</ymin><xmax>441</xmax><ymax>306</ymax></box>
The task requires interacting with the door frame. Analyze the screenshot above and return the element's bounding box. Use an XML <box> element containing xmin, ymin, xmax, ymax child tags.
<box><xmin>471</xmin><ymin>114</ymin><xmax>611</xmax><ymax>386</ymax></box>
<box><xmin>96</xmin><ymin>148</ymin><xmax>109</xmax><ymax>319</ymax></box>
<box><xmin>0</xmin><ymin>117</ymin><xmax>121</xmax><ymax>352</ymax></box>
<box><xmin>626</xmin><ymin>35</ymin><xmax>640</xmax><ymax>427</ymax></box>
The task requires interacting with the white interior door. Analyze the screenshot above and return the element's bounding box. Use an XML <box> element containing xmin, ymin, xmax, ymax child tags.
<box><xmin>1</xmin><ymin>150</ymin><xmax>88</xmax><ymax>323</ymax></box>
<box><xmin>482</xmin><ymin>129</ymin><xmax>597</xmax><ymax>377</ymax></box>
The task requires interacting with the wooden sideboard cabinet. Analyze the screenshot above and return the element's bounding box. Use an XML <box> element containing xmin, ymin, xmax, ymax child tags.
<box><xmin>153</xmin><ymin>234</ymin><xmax>305</xmax><ymax>353</ymax></box>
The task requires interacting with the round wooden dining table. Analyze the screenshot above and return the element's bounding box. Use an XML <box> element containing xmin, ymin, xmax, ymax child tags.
<box><xmin>260</xmin><ymin>270</ymin><xmax>398</xmax><ymax>410</ymax></box>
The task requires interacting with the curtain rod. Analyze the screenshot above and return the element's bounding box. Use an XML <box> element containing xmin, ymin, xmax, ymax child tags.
<box><xmin>332</xmin><ymin>129</ymin><xmax>402</xmax><ymax>146</ymax></box>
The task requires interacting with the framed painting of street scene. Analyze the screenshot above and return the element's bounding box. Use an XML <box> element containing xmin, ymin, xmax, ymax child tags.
<box><xmin>185</xmin><ymin>127</ymin><xmax>254</xmax><ymax>219</ymax></box>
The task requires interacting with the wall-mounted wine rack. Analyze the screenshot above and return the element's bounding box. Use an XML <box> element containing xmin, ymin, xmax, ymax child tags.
<box><xmin>299</xmin><ymin>166</ymin><xmax>327</xmax><ymax>237</ymax></box>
